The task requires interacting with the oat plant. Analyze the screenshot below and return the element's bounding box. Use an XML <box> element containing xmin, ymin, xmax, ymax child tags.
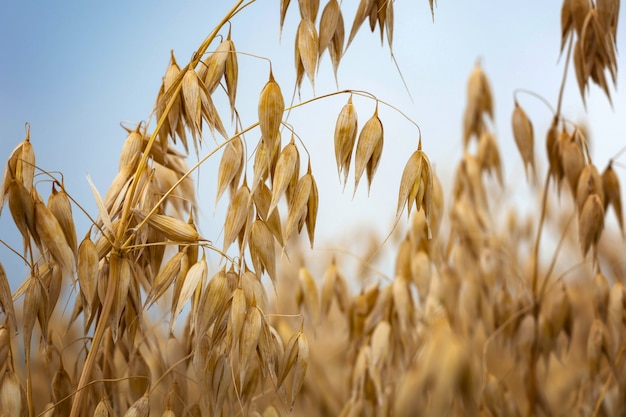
<box><xmin>1</xmin><ymin>0</ymin><xmax>624</xmax><ymax>416</ymax></box>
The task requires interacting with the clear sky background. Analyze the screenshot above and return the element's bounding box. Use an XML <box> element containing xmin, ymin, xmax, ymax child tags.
<box><xmin>1</xmin><ymin>1</ymin><xmax>624</xmax><ymax>286</ymax></box>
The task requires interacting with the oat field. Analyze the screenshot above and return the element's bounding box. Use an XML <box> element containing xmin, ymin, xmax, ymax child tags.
<box><xmin>0</xmin><ymin>0</ymin><xmax>625</xmax><ymax>416</ymax></box>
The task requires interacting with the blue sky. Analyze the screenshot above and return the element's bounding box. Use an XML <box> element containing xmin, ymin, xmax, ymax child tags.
<box><xmin>1</xmin><ymin>1</ymin><xmax>624</xmax><ymax>285</ymax></box>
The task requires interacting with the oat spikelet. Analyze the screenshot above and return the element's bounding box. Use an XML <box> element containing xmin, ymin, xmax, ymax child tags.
<box><xmin>269</xmin><ymin>139</ymin><xmax>300</xmax><ymax>215</ymax></box>
<box><xmin>305</xmin><ymin>170</ymin><xmax>318</xmax><ymax>248</ymax></box>
<box><xmin>119</xmin><ymin>127</ymin><xmax>143</xmax><ymax>170</ymax></box>
<box><xmin>223</xmin><ymin>184</ymin><xmax>252</xmax><ymax>250</ymax></box>
<box><xmin>35</xmin><ymin>199</ymin><xmax>76</xmax><ymax>277</ymax></box>
<box><xmin>576</xmin><ymin>163</ymin><xmax>604</xmax><ymax>212</ymax></box>
<box><xmin>0</xmin><ymin>369</ymin><xmax>22</xmax><ymax>417</ymax></box>
<box><xmin>249</xmin><ymin>218</ymin><xmax>277</xmax><ymax>284</ymax></box>
<box><xmin>319</xmin><ymin>0</ymin><xmax>341</xmax><ymax>58</ymax></box>
<box><xmin>123</xmin><ymin>394</ymin><xmax>149</xmax><ymax>417</ymax></box>
<box><xmin>285</xmin><ymin>173</ymin><xmax>314</xmax><ymax>242</ymax></box>
<box><xmin>200</xmin><ymin>40</ymin><xmax>229</xmax><ymax>94</ymax></box>
<box><xmin>602</xmin><ymin>162</ymin><xmax>623</xmax><ymax>233</ymax></box>
<box><xmin>48</xmin><ymin>182</ymin><xmax>78</xmax><ymax>258</ymax></box>
<box><xmin>77</xmin><ymin>234</ymin><xmax>98</xmax><ymax>319</ymax></box>
<box><xmin>348</xmin><ymin>0</ymin><xmax>376</xmax><ymax>49</ymax></box>
<box><xmin>334</xmin><ymin>95</ymin><xmax>358</xmax><ymax>186</ymax></box>
<box><xmin>8</xmin><ymin>178</ymin><xmax>36</xmax><ymax>256</ymax></box>
<box><xmin>216</xmin><ymin>134</ymin><xmax>244</xmax><ymax>205</ymax></box>
<box><xmin>225</xmin><ymin>32</ymin><xmax>238</xmax><ymax>117</ymax></box>
<box><xmin>296</xmin><ymin>18</ymin><xmax>319</xmax><ymax>90</ymax></box>
<box><xmin>299</xmin><ymin>266</ymin><xmax>320</xmax><ymax>323</ymax></box>
<box><xmin>134</xmin><ymin>209</ymin><xmax>200</xmax><ymax>243</ymax></box>
<box><xmin>354</xmin><ymin>106</ymin><xmax>383</xmax><ymax>195</ymax></box>
<box><xmin>0</xmin><ymin>264</ymin><xmax>16</xmax><ymax>332</ymax></box>
<box><xmin>145</xmin><ymin>250</ymin><xmax>186</xmax><ymax>308</ymax></box>
<box><xmin>239</xmin><ymin>306</ymin><xmax>262</xmax><ymax>383</ymax></box>
<box><xmin>511</xmin><ymin>100</ymin><xmax>535</xmax><ymax>179</ymax></box>
<box><xmin>258</xmin><ymin>71</ymin><xmax>285</xmax><ymax>147</ymax></box>
<box><xmin>280</xmin><ymin>0</ymin><xmax>292</xmax><ymax>36</ymax></box>
<box><xmin>328</xmin><ymin>9</ymin><xmax>344</xmax><ymax>81</ymax></box>
<box><xmin>171</xmin><ymin>254</ymin><xmax>207</xmax><ymax>332</ymax></box>
<box><xmin>579</xmin><ymin>193</ymin><xmax>604</xmax><ymax>258</ymax></box>
<box><xmin>298</xmin><ymin>0</ymin><xmax>319</xmax><ymax>22</ymax></box>
<box><xmin>253</xmin><ymin>182</ymin><xmax>284</xmax><ymax>247</ymax></box>
<box><xmin>290</xmin><ymin>331</ymin><xmax>309</xmax><ymax>410</ymax></box>
<box><xmin>561</xmin><ymin>130</ymin><xmax>585</xmax><ymax>195</ymax></box>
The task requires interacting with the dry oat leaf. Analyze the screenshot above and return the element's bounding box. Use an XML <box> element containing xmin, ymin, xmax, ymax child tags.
<box><xmin>216</xmin><ymin>135</ymin><xmax>244</xmax><ymax>205</ymax></box>
<box><xmin>334</xmin><ymin>95</ymin><xmax>358</xmax><ymax>186</ymax></box>
<box><xmin>258</xmin><ymin>71</ymin><xmax>285</xmax><ymax>146</ymax></box>
<box><xmin>223</xmin><ymin>183</ymin><xmax>251</xmax><ymax>250</ymax></box>
<box><xmin>253</xmin><ymin>182</ymin><xmax>284</xmax><ymax>247</ymax></box>
<box><xmin>576</xmin><ymin>163</ymin><xmax>604</xmax><ymax>212</ymax></box>
<box><xmin>286</xmin><ymin>173</ymin><xmax>313</xmax><ymax>242</ymax></box>
<box><xmin>354</xmin><ymin>107</ymin><xmax>384</xmax><ymax>195</ymax></box>
<box><xmin>579</xmin><ymin>193</ymin><xmax>604</xmax><ymax>257</ymax></box>
<box><xmin>319</xmin><ymin>0</ymin><xmax>341</xmax><ymax>58</ymax></box>
<box><xmin>171</xmin><ymin>254</ymin><xmax>208</xmax><ymax>332</ymax></box>
<box><xmin>48</xmin><ymin>182</ymin><xmax>78</xmax><ymax>258</ymax></box>
<box><xmin>225</xmin><ymin>32</ymin><xmax>238</xmax><ymax>117</ymax></box>
<box><xmin>34</xmin><ymin>199</ymin><xmax>75</xmax><ymax>278</ymax></box>
<box><xmin>134</xmin><ymin>209</ymin><xmax>200</xmax><ymax>243</ymax></box>
<box><xmin>348</xmin><ymin>0</ymin><xmax>376</xmax><ymax>49</ymax></box>
<box><xmin>602</xmin><ymin>162</ymin><xmax>623</xmax><ymax>232</ymax></box>
<box><xmin>299</xmin><ymin>266</ymin><xmax>320</xmax><ymax>323</ymax></box>
<box><xmin>87</xmin><ymin>174</ymin><xmax>115</xmax><ymax>241</ymax></box>
<box><xmin>0</xmin><ymin>264</ymin><xmax>16</xmax><ymax>332</ymax></box>
<box><xmin>269</xmin><ymin>139</ymin><xmax>300</xmax><ymax>216</ymax></box>
<box><xmin>429</xmin><ymin>0</ymin><xmax>436</xmax><ymax>21</ymax></box>
<box><xmin>511</xmin><ymin>101</ymin><xmax>535</xmax><ymax>179</ymax></box>
<box><xmin>249</xmin><ymin>218</ymin><xmax>277</xmax><ymax>284</ymax></box>
<box><xmin>296</xmin><ymin>18</ymin><xmax>319</xmax><ymax>90</ymax></box>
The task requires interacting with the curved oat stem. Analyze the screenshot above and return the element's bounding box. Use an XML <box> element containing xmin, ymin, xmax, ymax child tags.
<box><xmin>513</xmin><ymin>88</ymin><xmax>556</xmax><ymax>116</ymax></box>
